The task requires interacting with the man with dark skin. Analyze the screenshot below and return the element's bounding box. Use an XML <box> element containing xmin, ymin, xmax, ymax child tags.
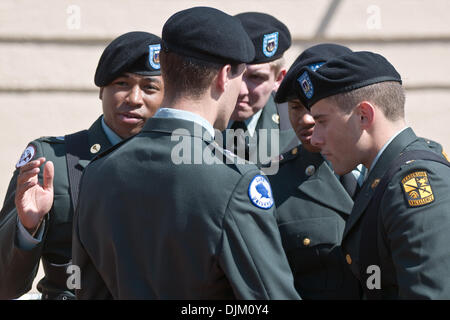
<box><xmin>0</xmin><ymin>31</ymin><xmax>164</xmax><ymax>300</ymax></box>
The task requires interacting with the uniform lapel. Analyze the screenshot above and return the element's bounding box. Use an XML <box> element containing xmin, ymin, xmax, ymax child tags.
<box><xmin>296</xmin><ymin>147</ymin><xmax>353</xmax><ymax>216</ymax></box>
<box><xmin>256</xmin><ymin>95</ymin><xmax>296</xmax><ymax>157</ymax></box>
<box><xmin>78</xmin><ymin>116</ymin><xmax>113</xmax><ymax>169</ymax></box>
<box><xmin>343</xmin><ymin>128</ymin><xmax>419</xmax><ymax>238</ymax></box>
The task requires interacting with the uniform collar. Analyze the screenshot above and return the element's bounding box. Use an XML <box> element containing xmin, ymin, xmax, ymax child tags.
<box><xmin>101</xmin><ymin>116</ymin><xmax>123</xmax><ymax>146</ymax></box>
<box><xmin>154</xmin><ymin>108</ymin><xmax>215</xmax><ymax>138</ymax></box>
<box><xmin>368</xmin><ymin>126</ymin><xmax>409</xmax><ymax>173</ymax></box>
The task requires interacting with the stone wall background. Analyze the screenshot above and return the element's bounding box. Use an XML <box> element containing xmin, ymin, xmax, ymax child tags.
<box><xmin>1</xmin><ymin>0</ymin><xmax>449</xmax><ymax>298</ymax></box>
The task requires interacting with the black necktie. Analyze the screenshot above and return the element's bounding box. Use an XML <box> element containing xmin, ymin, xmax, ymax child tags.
<box><xmin>231</xmin><ymin>121</ymin><xmax>249</xmax><ymax>160</ymax></box>
<box><xmin>340</xmin><ymin>173</ymin><xmax>359</xmax><ymax>199</ymax></box>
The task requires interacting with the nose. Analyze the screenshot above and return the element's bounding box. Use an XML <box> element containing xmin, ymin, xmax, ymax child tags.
<box><xmin>301</xmin><ymin>113</ymin><xmax>315</xmax><ymax>126</ymax></box>
<box><xmin>126</xmin><ymin>85</ymin><xmax>143</xmax><ymax>107</ymax></box>
<box><xmin>239</xmin><ymin>77</ymin><xmax>249</xmax><ymax>97</ymax></box>
<box><xmin>311</xmin><ymin>127</ymin><xmax>324</xmax><ymax>147</ymax></box>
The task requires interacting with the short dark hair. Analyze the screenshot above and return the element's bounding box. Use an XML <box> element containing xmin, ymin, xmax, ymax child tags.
<box><xmin>327</xmin><ymin>81</ymin><xmax>405</xmax><ymax>121</ymax></box>
<box><xmin>160</xmin><ymin>50</ymin><xmax>242</xmax><ymax>100</ymax></box>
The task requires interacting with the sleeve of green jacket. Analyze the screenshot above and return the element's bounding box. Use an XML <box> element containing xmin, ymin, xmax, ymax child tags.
<box><xmin>218</xmin><ymin>170</ymin><xmax>301</xmax><ymax>300</ymax></box>
<box><xmin>381</xmin><ymin>159</ymin><xmax>450</xmax><ymax>299</ymax></box>
<box><xmin>0</xmin><ymin>141</ymin><xmax>45</xmax><ymax>299</ymax></box>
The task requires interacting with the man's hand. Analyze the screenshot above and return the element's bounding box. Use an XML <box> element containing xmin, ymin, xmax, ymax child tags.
<box><xmin>15</xmin><ymin>157</ymin><xmax>54</xmax><ymax>236</ymax></box>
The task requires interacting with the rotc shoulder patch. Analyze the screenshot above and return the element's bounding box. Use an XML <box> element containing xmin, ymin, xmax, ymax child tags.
<box><xmin>16</xmin><ymin>144</ymin><xmax>36</xmax><ymax>168</ymax></box>
<box><xmin>248</xmin><ymin>175</ymin><xmax>274</xmax><ymax>210</ymax></box>
<box><xmin>401</xmin><ymin>171</ymin><xmax>435</xmax><ymax>207</ymax></box>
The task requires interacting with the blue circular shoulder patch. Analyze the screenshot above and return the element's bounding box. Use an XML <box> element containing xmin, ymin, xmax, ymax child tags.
<box><xmin>248</xmin><ymin>175</ymin><xmax>274</xmax><ymax>210</ymax></box>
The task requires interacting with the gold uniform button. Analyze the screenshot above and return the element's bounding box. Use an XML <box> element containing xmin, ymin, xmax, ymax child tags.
<box><xmin>291</xmin><ymin>147</ymin><xmax>298</xmax><ymax>155</ymax></box>
<box><xmin>303</xmin><ymin>238</ymin><xmax>311</xmax><ymax>246</ymax></box>
<box><xmin>90</xmin><ymin>143</ymin><xmax>101</xmax><ymax>154</ymax></box>
<box><xmin>345</xmin><ymin>254</ymin><xmax>352</xmax><ymax>265</ymax></box>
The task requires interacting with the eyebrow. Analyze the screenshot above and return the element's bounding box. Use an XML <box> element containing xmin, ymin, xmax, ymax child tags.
<box><xmin>249</xmin><ymin>71</ymin><xmax>270</xmax><ymax>77</ymax></box>
<box><xmin>119</xmin><ymin>74</ymin><xmax>162</xmax><ymax>84</ymax></box>
<box><xmin>312</xmin><ymin>114</ymin><xmax>327</xmax><ymax>121</ymax></box>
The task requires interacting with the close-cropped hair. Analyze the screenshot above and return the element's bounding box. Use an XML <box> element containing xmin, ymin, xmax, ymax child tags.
<box><xmin>160</xmin><ymin>50</ymin><xmax>241</xmax><ymax>100</ymax></box>
<box><xmin>327</xmin><ymin>81</ymin><xmax>405</xmax><ymax>121</ymax></box>
<box><xmin>269</xmin><ymin>56</ymin><xmax>285</xmax><ymax>78</ymax></box>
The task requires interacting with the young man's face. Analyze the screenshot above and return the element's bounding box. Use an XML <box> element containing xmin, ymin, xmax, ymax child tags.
<box><xmin>100</xmin><ymin>73</ymin><xmax>164</xmax><ymax>139</ymax></box>
<box><xmin>230</xmin><ymin>62</ymin><xmax>279</xmax><ymax>121</ymax></box>
<box><xmin>287</xmin><ymin>99</ymin><xmax>321</xmax><ymax>153</ymax></box>
<box><xmin>215</xmin><ymin>63</ymin><xmax>247</xmax><ymax>131</ymax></box>
<box><xmin>310</xmin><ymin>98</ymin><xmax>361</xmax><ymax>175</ymax></box>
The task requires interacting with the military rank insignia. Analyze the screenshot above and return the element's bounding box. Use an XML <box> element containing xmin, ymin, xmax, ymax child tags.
<box><xmin>248</xmin><ymin>175</ymin><xmax>274</xmax><ymax>209</ymax></box>
<box><xmin>401</xmin><ymin>171</ymin><xmax>434</xmax><ymax>207</ymax></box>
<box><xmin>149</xmin><ymin>44</ymin><xmax>161</xmax><ymax>70</ymax></box>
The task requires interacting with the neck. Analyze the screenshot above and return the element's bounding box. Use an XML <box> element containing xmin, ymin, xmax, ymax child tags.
<box><xmin>363</xmin><ymin>118</ymin><xmax>406</xmax><ymax>169</ymax></box>
<box><xmin>161</xmin><ymin>93</ymin><xmax>218</xmax><ymax>128</ymax></box>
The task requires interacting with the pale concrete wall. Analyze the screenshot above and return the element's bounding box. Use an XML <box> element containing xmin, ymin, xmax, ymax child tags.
<box><xmin>1</xmin><ymin>0</ymin><xmax>450</xmax><ymax>298</ymax></box>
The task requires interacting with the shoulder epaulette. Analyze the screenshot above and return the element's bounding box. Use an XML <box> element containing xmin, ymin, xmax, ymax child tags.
<box><xmin>208</xmin><ymin>141</ymin><xmax>256</xmax><ymax>176</ymax></box>
<box><xmin>40</xmin><ymin>136</ymin><xmax>66</xmax><ymax>144</ymax></box>
<box><xmin>278</xmin><ymin>145</ymin><xmax>301</xmax><ymax>164</ymax></box>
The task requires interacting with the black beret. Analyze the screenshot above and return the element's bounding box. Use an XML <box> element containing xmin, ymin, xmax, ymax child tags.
<box><xmin>235</xmin><ymin>12</ymin><xmax>291</xmax><ymax>64</ymax></box>
<box><xmin>161</xmin><ymin>7</ymin><xmax>255</xmax><ymax>65</ymax></box>
<box><xmin>275</xmin><ymin>43</ymin><xmax>353</xmax><ymax>103</ymax></box>
<box><xmin>94</xmin><ymin>31</ymin><xmax>162</xmax><ymax>87</ymax></box>
<box><xmin>296</xmin><ymin>51</ymin><xmax>402</xmax><ymax>109</ymax></box>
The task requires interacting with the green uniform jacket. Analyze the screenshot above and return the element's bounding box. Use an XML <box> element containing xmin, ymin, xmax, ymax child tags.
<box><xmin>268</xmin><ymin>145</ymin><xmax>362</xmax><ymax>299</ymax></box>
<box><xmin>342</xmin><ymin>128</ymin><xmax>450</xmax><ymax>299</ymax></box>
<box><xmin>72</xmin><ymin>117</ymin><xmax>300</xmax><ymax>300</ymax></box>
<box><xmin>0</xmin><ymin>116</ymin><xmax>111</xmax><ymax>299</ymax></box>
<box><xmin>254</xmin><ymin>95</ymin><xmax>297</xmax><ymax>157</ymax></box>
<box><xmin>223</xmin><ymin>95</ymin><xmax>297</xmax><ymax>165</ymax></box>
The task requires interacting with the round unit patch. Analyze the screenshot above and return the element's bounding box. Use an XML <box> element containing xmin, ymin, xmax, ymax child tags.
<box><xmin>16</xmin><ymin>145</ymin><xmax>36</xmax><ymax>168</ymax></box>
<box><xmin>248</xmin><ymin>175</ymin><xmax>274</xmax><ymax>210</ymax></box>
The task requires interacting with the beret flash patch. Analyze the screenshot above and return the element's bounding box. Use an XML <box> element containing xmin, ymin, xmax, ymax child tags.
<box><xmin>262</xmin><ymin>32</ymin><xmax>279</xmax><ymax>57</ymax></box>
<box><xmin>401</xmin><ymin>171</ymin><xmax>434</xmax><ymax>207</ymax></box>
<box><xmin>149</xmin><ymin>44</ymin><xmax>161</xmax><ymax>70</ymax></box>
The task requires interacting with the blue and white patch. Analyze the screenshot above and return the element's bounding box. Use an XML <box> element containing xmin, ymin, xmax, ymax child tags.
<box><xmin>16</xmin><ymin>145</ymin><xmax>36</xmax><ymax>168</ymax></box>
<box><xmin>248</xmin><ymin>175</ymin><xmax>274</xmax><ymax>210</ymax></box>
<box><xmin>149</xmin><ymin>44</ymin><xmax>161</xmax><ymax>70</ymax></box>
<box><xmin>262</xmin><ymin>32</ymin><xmax>279</xmax><ymax>58</ymax></box>
<box><xmin>297</xmin><ymin>71</ymin><xmax>314</xmax><ymax>99</ymax></box>
<box><xmin>308</xmin><ymin>62</ymin><xmax>325</xmax><ymax>72</ymax></box>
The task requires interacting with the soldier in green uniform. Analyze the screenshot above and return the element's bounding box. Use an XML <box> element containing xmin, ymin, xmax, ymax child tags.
<box><xmin>224</xmin><ymin>12</ymin><xmax>296</xmax><ymax>165</ymax></box>
<box><xmin>267</xmin><ymin>44</ymin><xmax>362</xmax><ymax>299</ymax></box>
<box><xmin>72</xmin><ymin>7</ymin><xmax>300</xmax><ymax>300</ymax></box>
<box><xmin>300</xmin><ymin>50</ymin><xmax>450</xmax><ymax>299</ymax></box>
<box><xmin>0</xmin><ymin>31</ymin><xmax>164</xmax><ymax>299</ymax></box>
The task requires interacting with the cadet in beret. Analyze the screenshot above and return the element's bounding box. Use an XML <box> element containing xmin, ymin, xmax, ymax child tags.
<box><xmin>0</xmin><ymin>31</ymin><xmax>164</xmax><ymax>300</ymax></box>
<box><xmin>301</xmin><ymin>50</ymin><xmax>450</xmax><ymax>299</ymax></box>
<box><xmin>72</xmin><ymin>6</ymin><xmax>300</xmax><ymax>300</ymax></box>
<box><xmin>266</xmin><ymin>43</ymin><xmax>362</xmax><ymax>299</ymax></box>
<box><xmin>224</xmin><ymin>12</ymin><xmax>296</xmax><ymax>166</ymax></box>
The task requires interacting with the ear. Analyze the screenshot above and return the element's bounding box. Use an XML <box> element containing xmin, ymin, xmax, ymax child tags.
<box><xmin>357</xmin><ymin>101</ymin><xmax>375</xmax><ymax>129</ymax></box>
<box><xmin>215</xmin><ymin>64</ymin><xmax>231</xmax><ymax>93</ymax></box>
<box><xmin>99</xmin><ymin>87</ymin><xmax>104</xmax><ymax>100</ymax></box>
<box><xmin>273</xmin><ymin>67</ymin><xmax>287</xmax><ymax>91</ymax></box>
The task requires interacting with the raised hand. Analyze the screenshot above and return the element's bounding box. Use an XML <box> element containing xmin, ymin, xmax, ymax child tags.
<box><xmin>15</xmin><ymin>157</ymin><xmax>54</xmax><ymax>236</ymax></box>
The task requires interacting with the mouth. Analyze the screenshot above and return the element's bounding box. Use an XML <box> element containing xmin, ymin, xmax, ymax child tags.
<box><xmin>117</xmin><ymin>112</ymin><xmax>144</xmax><ymax>124</ymax></box>
<box><xmin>236</xmin><ymin>99</ymin><xmax>250</xmax><ymax>108</ymax></box>
<box><xmin>299</xmin><ymin>128</ymin><xmax>314</xmax><ymax>139</ymax></box>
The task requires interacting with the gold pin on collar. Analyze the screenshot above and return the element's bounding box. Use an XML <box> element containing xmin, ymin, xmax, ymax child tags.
<box><xmin>272</xmin><ymin>114</ymin><xmax>280</xmax><ymax>124</ymax></box>
<box><xmin>90</xmin><ymin>143</ymin><xmax>101</xmax><ymax>154</ymax></box>
<box><xmin>371</xmin><ymin>178</ymin><xmax>380</xmax><ymax>189</ymax></box>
